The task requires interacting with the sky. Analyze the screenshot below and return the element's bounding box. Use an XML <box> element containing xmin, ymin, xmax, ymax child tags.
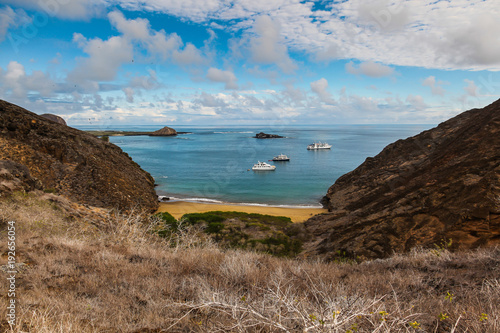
<box><xmin>0</xmin><ymin>0</ymin><xmax>499</xmax><ymax>126</ymax></box>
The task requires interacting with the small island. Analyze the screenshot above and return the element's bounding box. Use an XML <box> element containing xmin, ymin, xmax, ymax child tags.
<box><xmin>86</xmin><ymin>126</ymin><xmax>191</xmax><ymax>137</ymax></box>
<box><xmin>254</xmin><ymin>132</ymin><xmax>284</xmax><ymax>139</ymax></box>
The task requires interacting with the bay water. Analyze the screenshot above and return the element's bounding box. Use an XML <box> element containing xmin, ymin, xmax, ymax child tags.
<box><xmin>76</xmin><ymin>124</ymin><xmax>429</xmax><ymax>207</ymax></box>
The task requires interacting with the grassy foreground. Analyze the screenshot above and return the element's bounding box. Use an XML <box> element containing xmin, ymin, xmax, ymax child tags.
<box><xmin>0</xmin><ymin>192</ymin><xmax>499</xmax><ymax>332</ymax></box>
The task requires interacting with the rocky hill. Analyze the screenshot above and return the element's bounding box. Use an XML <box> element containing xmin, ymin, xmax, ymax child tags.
<box><xmin>303</xmin><ymin>99</ymin><xmax>500</xmax><ymax>260</ymax></box>
<box><xmin>0</xmin><ymin>100</ymin><xmax>158</xmax><ymax>212</ymax></box>
<box><xmin>40</xmin><ymin>113</ymin><xmax>67</xmax><ymax>126</ymax></box>
<box><xmin>150</xmin><ymin>126</ymin><xmax>177</xmax><ymax>136</ymax></box>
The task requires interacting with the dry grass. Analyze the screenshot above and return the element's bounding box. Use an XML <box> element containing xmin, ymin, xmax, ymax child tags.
<box><xmin>0</xmin><ymin>192</ymin><xmax>499</xmax><ymax>332</ymax></box>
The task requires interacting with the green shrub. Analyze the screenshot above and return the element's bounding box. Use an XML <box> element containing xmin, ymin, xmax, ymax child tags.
<box><xmin>181</xmin><ymin>212</ymin><xmax>225</xmax><ymax>224</ymax></box>
<box><xmin>206</xmin><ymin>222</ymin><xmax>225</xmax><ymax>234</ymax></box>
<box><xmin>153</xmin><ymin>212</ymin><xmax>179</xmax><ymax>237</ymax></box>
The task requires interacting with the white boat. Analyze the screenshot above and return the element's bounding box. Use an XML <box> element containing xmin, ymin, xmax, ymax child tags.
<box><xmin>252</xmin><ymin>161</ymin><xmax>276</xmax><ymax>171</ymax></box>
<box><xmin>272</xmin><ymin>153</ymin><xmax>290</xmax><ymax>161</ymax></box>
<box><xmin>307</xmin><ymin>142</ymin><xmax>332</xmax><ymax>150</ymax></box>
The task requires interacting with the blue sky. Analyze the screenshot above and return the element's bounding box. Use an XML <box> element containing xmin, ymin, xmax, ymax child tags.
<box><xmin>0</xmin><ymin>0</ymin><xmax>499</xmax><ymax>126</ymax></box>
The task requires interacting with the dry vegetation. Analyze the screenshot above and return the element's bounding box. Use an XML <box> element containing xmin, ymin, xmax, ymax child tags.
<box><xmin>0</xmin><ymin>192</ymin><xmax>499</xmax><ymax>332</ymax></box>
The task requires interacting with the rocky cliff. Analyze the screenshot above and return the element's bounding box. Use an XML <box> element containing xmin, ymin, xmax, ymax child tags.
<box><xmin>0</xmin><ymin>100</ymin><xmax>158</xmax><ymax>212</ymax></box>
<box><xmin>303</xmin><ymin>99</ymin><xmax>500</xmax><ymax>260</ymax></box>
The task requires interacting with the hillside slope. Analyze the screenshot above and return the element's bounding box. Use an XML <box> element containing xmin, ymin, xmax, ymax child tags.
<box><xmin>0</xmin><ymin>100</ymin><xmax>158</xmax><ymax>212</ymax></box>
<box><xmin>304</xmin><ymin>99</ymin><xmax>500</xmax><ymax>260</ymax></box>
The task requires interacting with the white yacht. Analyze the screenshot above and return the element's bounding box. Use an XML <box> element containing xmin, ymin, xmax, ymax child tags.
<box><xmin>272</xmin><ymin>153</ymin><xmax>290</xmax><ymax>161</ymax></box>
<box><xmin>252</xmin><ymin>161</ymin><xmax>276</xmax><ymax>171</ymax></box>
<box><xmin>307</xmin><ymin>142</ymin><xmax>332</xmax><ymax>150</ymax></box>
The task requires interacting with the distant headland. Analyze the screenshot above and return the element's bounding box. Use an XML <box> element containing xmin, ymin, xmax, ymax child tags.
<box><xmin>86</xmin><ymin>126</ymin><xmax>192</xmax><ymax>137</ymax></box>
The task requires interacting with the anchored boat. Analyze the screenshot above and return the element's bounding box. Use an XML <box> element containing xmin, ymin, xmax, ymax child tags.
<box><xmin>272</xmin><ymin>153</ymin><xmax>290</xmax><ymax>161</ymax></box>
<box><xmin>307</xmin><ymin>142</ymin><xmax>332</xmax><ymax>150</ymax></box>
<box><xmin>252</xmin><ymin>161</ymin><xmax>276</xmax><ymax>171</ymax></box>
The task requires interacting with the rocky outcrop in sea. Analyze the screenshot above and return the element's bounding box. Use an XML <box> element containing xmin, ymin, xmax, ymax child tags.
<box><xmin>0</xmin><ymin>100</ymin><xmax>158</xmax><ymax>212</ymax></box>
<box><xmin>150</xmin><ymin>126</ymin><xmax>177</xmax><ymax>136</ymax></box>
<box><xmin>254</xmin><ymin>132</ymin><xmax>284</xmax><ymax>138</ymax></box>
<box><xmin>303</xmin><ymin>99</ymin><xmax>500</xmax><ymax>260</ymax></box>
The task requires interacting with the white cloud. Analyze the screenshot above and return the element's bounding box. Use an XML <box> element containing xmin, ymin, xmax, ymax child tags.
<box><xmin>108</xmin><ymin>11</ymin><xmax>205</xmax><ymax>65</ymax></box>
<box><xmin>123</xmin><ymin>87</ymin><xmax>134</xmax><ymax>103</ymax></box>
<box><xmin>68</xmin><ymin>33</ymin><xmax>134</xmax><ymax>84</ymax></box>
<box><xmin>8</xmin><ymin>0</ymin><xmax>497</xmax><ymax>70</ymax></box>
<box><xmin>346</xmin><ymin>61</ymin><xmax>395</xmax><ymax>78</ymax></box>
<box><xmin>207</xmin><ymin>67</ymin><xmax>238</xmax><ymax>90</ymax></box>
<box><xmin>0</xmin><ymin>6</ymin><xmax>30</xmax><ymax>43</ymax></box>
<box><xmin>108</xmin><ymin>10</ymin><xmax>150</xmax><ymax>40</ymax></box>
<box><xmin>113</xmin><ymin>0</ymin><xmax>500</xmax><ymax>71</ymax></box>
<box><xmin>248</xmin><ymin>15</ymin><xmax>297</xmax><ymax>73</ymax></box>
<box><xmin>0</xmin><ymin>61</ymin><xmax>54</xmax><ymax>99</ymax></box>
<box><xmin>2</xmin><ymin>0</ymin><xmax>106</xmax><ymax>20</ymax></box>
<box><xmin>436</xmin><ymin>13</ymin><xmax>500</xmax><ymax>68</ymax></box>
<box><xmin>463</xmin><ymin>79</ymin><xmax>478</xmax><ymax>97</ymax></box>
<box><xmin>422</xmin><ymin>76</ymin><xmax>445</xmax><ymax>96</ymax></box>
<box><xmin>172</xmin><ymin>43</ymin><xmax>205</xmax><ymax>65</ymax></box>
<box><xmin>310</xmin><ymin>78</ymin><xmax>336</xmax><ymax>105</ymax></box>
<box><xmin>406</xmin><ymin>94</ymin><xmax>427</xmax><ymax>110</ymax></box>
<box><xmin>357</xmin><ymin>0</ymin><xmax>411</xmax><ymax>33</ymax></box>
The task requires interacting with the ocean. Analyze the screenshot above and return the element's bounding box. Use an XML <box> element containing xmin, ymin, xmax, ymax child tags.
<box><xmin>76</xmin><ymin>124</ymin><xmax>429</xmax><ymax>207</ymax></box>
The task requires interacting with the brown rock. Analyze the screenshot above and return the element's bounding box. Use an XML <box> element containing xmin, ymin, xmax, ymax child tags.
<box><xmin>0</xmin><ymin>160</ymin><xmax>42</xmax><ymax>194</ymax></box>
<box><xmin>254</xmin><ymin>132</ymin><xmax>284</xmax><ymax>138</ymax></box>
<box><xmin>40</xmin><ymin>114</ymin><xmax>67</xmax><ymax>126</ymax></box>
<box><xmin>149</xmin><ymin>126</ymin><xmax>177</xmax><ymax>136</ymax></box>
<box><xmin>0</xmin><ymin>99</ymin><xmax>158</xmax><ymax>212</ymax></box>
<box><xmin>303</xmin><ymin>99</ymin><xmax>500</xmax><ymax>260</ymax></box>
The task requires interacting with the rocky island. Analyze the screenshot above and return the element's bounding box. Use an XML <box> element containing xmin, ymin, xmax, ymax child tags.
<box><xmin>254</xmin><ymin>132</ymin><xmax>284</xmax><ymax>138</ymax></box>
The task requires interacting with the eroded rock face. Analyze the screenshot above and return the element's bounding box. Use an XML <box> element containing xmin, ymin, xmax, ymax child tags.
<box><xmin>150</xmin><ymin>126</ymin><xmax>177</xmax><ymax>136</ymax></box>
<box><xmin>0</xmin><ymin>160</ymin><xmax>42</xmax><ymax>195</ymax></box>
<box><xmin>0</xmin><ymin>100</ymin><xmax>158</xmax><ymax>212</ymax></box>
<box><xmin>40</xmin><ymin>114</ymin><xmax>67</xmax><ymax>126</ymax></box>
<box><xmin>303</xmin><ymin>99</ymin><xmax>500</xmax><ymax>260</ymax></box>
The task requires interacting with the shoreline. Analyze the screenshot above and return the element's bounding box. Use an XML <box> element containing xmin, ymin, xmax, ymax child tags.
<box><xmin>157</xmin><ymin>200</ymin><xmax>328</xmax><ymax>223</ymax></box>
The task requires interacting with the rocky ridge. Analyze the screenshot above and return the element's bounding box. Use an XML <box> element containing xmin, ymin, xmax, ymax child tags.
<box><xmin>303</xmin><ymin>99</ymin><xmax>500</xmax><ymax>260</ymax></box>
<box><xmin>0</xmin><ymin>100</ymin><xmax>158</xmax><ymax>212</ymax></box>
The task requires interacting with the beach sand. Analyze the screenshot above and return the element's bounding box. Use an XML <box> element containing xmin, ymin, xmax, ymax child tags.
<box><xmin>157</xmin><ymin>201</ymin><xmax>328</xmax><ymax>223</ymax></box>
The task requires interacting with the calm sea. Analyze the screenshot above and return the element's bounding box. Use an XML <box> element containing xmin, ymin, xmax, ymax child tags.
<box><xmin>75</xmin><ymin>124</ymin><xmax>429</xmax><ymax>207</ymax></box>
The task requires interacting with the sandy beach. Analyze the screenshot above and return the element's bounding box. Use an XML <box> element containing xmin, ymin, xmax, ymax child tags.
<box><xmin>157</xmin><ymin>201</ymin><xmax>328</xmax><ymax>223</ymax></box>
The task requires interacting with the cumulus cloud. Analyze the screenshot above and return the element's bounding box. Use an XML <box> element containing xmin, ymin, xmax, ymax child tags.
<box><xmin>249</xmin><ymin>15</ymin><xmax>297</xmax><ymax>73</ymax></box>
<box><xmin>463</xmin><ymin>79</ymin><xmax>478</xmax><ymax>97</ymax></box>
<box><xmin>310</xmin><ymin>78</ymin><xmax>336</xmax><ymax>105</ymax></box>
<box><xmin>406</xmin><ymin>94</ymin><xmax>427</xmax><ymax>110</ymax></box>
<box><xmin>0</xmin><ymin>61</ymin><xmax>55</xmax><ymax>99</ymax></box>
<box><xmin>109</xmin><ymin>10</ymin><xmax>205</xmax><ymax>65</ymax></box>
<box><xmin>422</xmin><ymin>76</ymin><xmax>446</xmax><ymax>96</ymax></box>
<box><xmin>346</xmin><ymin>61</ymin><xmax>395</xmax><ymax>78</ymax></box>
<box><xmin>193</xmin><ymin>92</ymin><xmax>228</xmax><ymax>108</ymax></box>
<box><xmin>67</xmin><ymin>11</ymin><xmax>207</xmax><ymax>89</ymax></box>
<box><xmin>68</xmin><ymin>33</ymin><xmax>134</xmax><ymax>85</ymax></box>
<box><xmin>207</xmin><ymin>67</ymin><xmax>238</xmax><ymax>90</ymax></box>
<box><xmin>357</xmin><ymin>0</ymin><xmax>411</xmax><ymax>32</ymax></box>
<box><xmin>123</xmin><ymin>87</ymin><xmax>134</xmax><ymax>103</ymax></box>
<box><xmin>2</xmin><ymin>0</ymin><xmax>106</xmax><ymax>20</ymax></box>
<box><xmin>437</xmin><ymin>14</ymin><xmax>500</xmax><ymax>67</ymax></box>
<box><xmin>108</xmin><ymin>10</ymin><xmax>150</xmax><ymax>40</ymax></box>
<box><xmin>0</xmin><ymin>6</ymin><xmax>30</xmax><ymax>43</ymax></box>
